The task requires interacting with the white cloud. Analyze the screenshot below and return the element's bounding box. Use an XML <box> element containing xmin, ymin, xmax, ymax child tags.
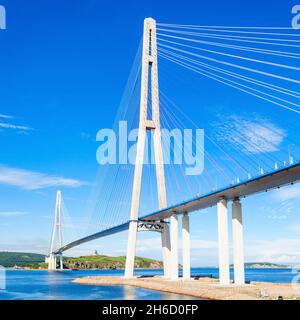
<box><xmin>246</xmin><ymin>238</ymin><xmax>300</xmax><ymax>263</ymax></box>
<box><xmin>0</xmin><ymin>211</ymin><xmax>28</xmax><ymax>217</ymax></box>
<box><xmin>0</xmin><ymin>114</ymin><xmax>31</xmax><ymax>131</ymax></box>
<box><xmin>288</xmin><ymin>224</ymin><xmax>300</xmax><ymax>233</ymax></box>
<box><xmin>270</xmin><ymin>184</ymin><xmax>300</xmax><ymax>202</ymax></box>
<box><xmin>260</xmin><ymin>199</ymin><xmax>295</xmax><ymax>220</ymax></box>
<box><xmin>0</xmin><ymin>122</ymin><xmax>31</xmax><ymax>131</ymax></box>
<box><xmin>0</xmin><ymin>165</ymin><xmax>85</xmax><ymax>190</ymax></box>
<box><xmin>215</xmin><ymin>115</ymin><xmax>286</xmax><ymax>154</ymax></box>
<box><xmin>0</xmin><ymin>237</ymin><xmax>49</xmax><ymax>253</ymax></box>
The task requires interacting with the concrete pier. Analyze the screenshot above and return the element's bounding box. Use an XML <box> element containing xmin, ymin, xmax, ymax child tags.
<box><xmin>232</xmin><ymin>198</ymin><xmax>245</xmax><ymax>285</ymax></box>
<box><xmin>47</xmin><ymin>254</ymin><xmax>57</xmax><ymax>270</ymax></box>
<box><xmin>170</xmin><ymin>213</ymin><xmax>178</xmax><ymax>280</ymax></box>
<box><xmin>217</xmin><ymin>198</ymin><xmax>230</xmax><ymax>285</ymax></box>
<box><xmin>161</xmin><ymin>222</ymin><xmax>171</xmax><ymax>278</ymax></box>
<box><xmin>124</xmin><ymin>221</ymin><xmax>138</xmax><ymax>278</ymax></box>
<box><xmin>182</xmin><ymin>213</ymin><xmax>190</xmax><ymax>280</ymax></box>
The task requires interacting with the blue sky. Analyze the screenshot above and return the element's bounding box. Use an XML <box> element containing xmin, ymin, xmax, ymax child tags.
<box><xmin>0</xmin><ymin>0</ymin><xmax>300</xmax><ymax>266</ymax></box>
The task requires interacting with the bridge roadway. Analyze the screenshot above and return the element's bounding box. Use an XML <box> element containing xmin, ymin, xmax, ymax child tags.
<box><xmin>54</xmin><ymin>162</ymin><xmax>300</xmax><ymax>254</ymax></box>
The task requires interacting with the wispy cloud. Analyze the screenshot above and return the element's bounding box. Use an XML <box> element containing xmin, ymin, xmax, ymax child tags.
<box><xmin>0</xmin><ymin>114</ymin><xmax>12</xmax><ymax>119</ymax></box>
<box><xmin>289</xmin><ymin>224</ymin><xmax>300</xmax><ymax>233</ymax></box>
<box><xmin>0</xmin><ymin>114</ymin><xmax>32</xmax><ymax>131</ymax></box>
<box><xmin>215</xmin><ymin>115</ymin><xmax>286</xmax><ymax>154</ymax></box>
<box><xmin>260</xmin><ymin>200</ymin><xmax>295</xmax><ymax>220</ymax></box>
<box><xmin>0</xmin><ymin>165</ymin><xmax>85</xmax><ymax>190</ymax></box>
<box><xmin>270</xmin><ymin>184</ymin><xmax>300</xmax><ymax>202</ymax></box>
<box><xmin>0</xmin><ymin>237</ymin><xmax>49</xmax><ymax>253</ymax></box>
<box><xmin>0</xmin><ymin>211</ymin><xmax>28</xmax><ymax>217</ymax></box>
<box><xmin>0</xmin><ymin>122</ymin><xmax>31</xmax><ymax>131</ymax></box>
<box><xmin>246</xmin><ymin>238</ymin><xmax>300</xmax><ymax>264</ymax></box>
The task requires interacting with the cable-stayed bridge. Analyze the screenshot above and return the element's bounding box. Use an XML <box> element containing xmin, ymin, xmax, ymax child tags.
<box><xmin>47</xmin><ymin>18</ymin><xmax>300</xmax><ymax>285</ymax></box>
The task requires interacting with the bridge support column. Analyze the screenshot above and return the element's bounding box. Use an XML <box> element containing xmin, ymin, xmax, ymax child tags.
<box><xmin>161</xmin><ymin>222</ymin><xmax>171</xmax><ymax>278</ymax></box>
<box><xmin>232</xmin><ymin>198</ymin><xmax>245</xmax><ymax>285</ymax></box>
<box><xmin>125</xmin><ymin>220</ymin><xmax>138</xmax><ymax>278</ymax></box>
<box><xmin>125</xmin><ymin>18</ymin><xmax>170</xmax><ymax>279</ymax></box>
<box><xmin>182</xmin><ymin>212</ymin><xmax>190</xmax><ymax>280</ymax></box>
<box><xmin>170</xmin><ymin>213</ymin><xmax>178</xmax><ymax>280</ymax></box>
<box><xmin>59</xmin><ymin>254</ymin><xmax>63</xmax><ymax>270</ymax></box>
<box><xmin>48</xmin><ymin>190</ymin><xmax>63</xmax><ymax>271</ymax></box>
<box><xmin>217</xmin><ymin>198</ymin><xmax>230</xmax><ymax>285</ymax></box>
<box><xmin>48</xmin><ymin>254</ymin><xmax>57</xmax><ymax>271</ymax></box>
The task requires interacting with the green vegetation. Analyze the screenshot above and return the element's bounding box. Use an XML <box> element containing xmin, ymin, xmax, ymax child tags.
<box><xmin>0</xmin><ymin>252</ymin><xmax>45</xmax><ymax>267</ymax></box>
<box><xmin>0</xmin><ymin>252</ymin><xmax>163</xmax><ymax>270</ymax></box>
<box><xmin>64</xmin><ymin>255</ymin><xmax>163</xmax><ymax>270</ymax></box>
<box><xmin>39</xmin><ymin>262</ymin><xmax>48</xmax><ymax>269</ymax></box>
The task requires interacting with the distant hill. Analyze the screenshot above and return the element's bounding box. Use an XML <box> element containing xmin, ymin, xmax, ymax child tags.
<box><xmin>64</xmin><ymin>255</ymin><xmax>163</xmax><ymax>270</ymax></box>
<box><xmin>230</xmin><ymin>262</ymin><xmax>291</xmax><ymax>269</ymax></box>
<box><xmin>0</xmin><ymin>252</ymin><xmax>163</xmax><ymax>270</ymax></box>
<box><xmin>0</xmin><ymin>252</ymin><xmax>45</xmax><ymax>267</ymax></box>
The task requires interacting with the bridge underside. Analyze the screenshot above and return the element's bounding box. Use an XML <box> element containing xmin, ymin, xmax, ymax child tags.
<box><xmin>54</xmin><ymin>162</ymin><xmax>300</xmax><ymax>254</ymax></box>
<box><xmin>143</xmin><ymin>162</ymin><xmax>300</xmax><ymax>220</ymax></box>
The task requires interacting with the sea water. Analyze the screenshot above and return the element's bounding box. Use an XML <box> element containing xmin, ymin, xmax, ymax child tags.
<box><xmin>0</xmin><ymin>268</ymin><xmax>296</xmax><ymax>300</ymax></box>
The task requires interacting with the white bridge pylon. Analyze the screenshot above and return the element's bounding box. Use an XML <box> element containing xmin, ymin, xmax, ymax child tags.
<box><xmin>124</xmin><ymin>17</ymin><xmax>172</xmax><ymax>279</ymax></box>
<box><xmin>47</xmin><ymin>190</ymin><xmax>63</xmax><ymax>271</ymax></box>
<box><xmin>125</xmin><ymin>17</ymin><xmax>246</xmax><ymax>284</ymax></box>
<box><xmin>124</xmin><ymin>18</ymin><xmax>193</xmax><ymax>281</ymax></box>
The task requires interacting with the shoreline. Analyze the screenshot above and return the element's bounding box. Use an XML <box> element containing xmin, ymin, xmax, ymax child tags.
<box><xmin>5</xmin><ymin>267</ymin><xmax>163</xmax><ymax>271</ymax></box>
<box><xmin>73</xmin><ymin>275</ymin><xmax>300</xmax><ymax>300</ymax></box>
<box><xmin>6</xmin><ymin>266</ymin><xmax>295</xmax><ymax>271</ymax></box>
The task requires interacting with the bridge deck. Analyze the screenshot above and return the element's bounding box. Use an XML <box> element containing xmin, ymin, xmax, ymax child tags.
<box><xmin>55</xmin><ymin>162</ymin><xmax>300</xmax><ymax>254</ymax></box>
<box><xmin>143</xmin><ymin>162</ymin><xmax>300</xmax><ymax>220</ymax></box>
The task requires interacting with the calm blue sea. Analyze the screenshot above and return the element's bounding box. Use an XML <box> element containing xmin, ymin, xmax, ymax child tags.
<box><xmin>0</xmin><ymin>268</ymin><xmax>297</xmax><ymax>300</ymax></box>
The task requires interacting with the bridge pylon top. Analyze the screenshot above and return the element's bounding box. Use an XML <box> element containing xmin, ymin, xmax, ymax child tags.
<box><xmin>144</xmin><ymin>17</ymin><xmax>156</xmax><ymax>25</ymax></box>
